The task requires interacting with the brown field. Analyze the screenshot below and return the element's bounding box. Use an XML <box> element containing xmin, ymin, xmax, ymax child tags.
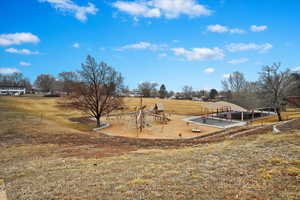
<box><xmin>122</xmin><ymin>97</ymin><xmax>207</xmax><ymax>115</ymax></box>
<box><xmin>0</xmin><ymin>95</ymin><xmax>87</xmax><ymax>130</ymax></box>
<box><xmin>0</xmin><ymin>96</ymin><xmax>219</xmax><ymax>139</ymax></box>
<box><xmin>1</xmin><ymin>95</ymin><xmax>300</xmax><ymax>139</ymax></box>
<box><xmin>0</xmin><ymin>96</ymin><xmax>299</xmax><ymax>200</ymax></box>
<box><xmin>0</xmin><ymin>95</ymin><xmax>207</xmax><ymax>122</ymax></box>
<box><xmin>251</xmin><ymin>108</ymin><xmax>300</xmax><ymax>125</ymax></box>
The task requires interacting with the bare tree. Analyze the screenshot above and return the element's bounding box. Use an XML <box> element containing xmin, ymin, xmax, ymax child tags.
<box><xmin>182</xmin><ymin>85</ymin><xmax>193</xmax><ymax>99</ymax></box>
<box><xmin>34</xmin><ymin>74</ymin><xmax>56</xmax><ymax>92</ymax></box>
<box><xmin>138</xmin><ymin>82</ymin><xmax>158</xmax><ymax>97</ymax></box>
<box><xmin>242</xmin><ymin>81</ymin><xmax>261</xmax><ymax>109</ymax></box>
<box><xmin>289</xmin><ymin>72</ymin><xmax>300</xmax><ymax>96</ymax></box>
<box><xmin>222</xmin><ymin>71</ymin><xmax>247</xmax><ymax>93</ymax></box>
<box><xmin>221</xmin><ymin>71</ymin><xmax>260</xmax><ymax>109</ymax></box>
<box><xmin>258</xmin><ymin>63</ymin><xmax>296</xmax><ymax>121</ymax></box>
<box><xmin>221</xmin><ymin>80</ymin><xmax>230</xmax><ymax>92</ymax></box>
<box><xmin>58</xmin><ymin>71</ymin><xmax>79</xmax><ymax>95</ymax></box>
<box><xmin>0</xmin><ymin>72</ymin><xmax>32</xmax><ymax>91</ymax></box>
<box><xmin>121</xmin><ymin>85</ymin><xmax>131</xmax><ymax>96</ymax></box>
<box><xmin>167</xmin><ymin>90</ymin><xmax>174</xmax><ymax>98</ymax></box>
<box><xmin>68</xmin><ymin>55</ymin><xmax>123</xmax><ymax>127</ymax></box>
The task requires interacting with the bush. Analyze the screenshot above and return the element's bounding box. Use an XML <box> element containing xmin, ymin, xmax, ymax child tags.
<box><xmin>44</xmin><ymin>94</ymin><xmax>60</xmax><ymax>97</ymax></box>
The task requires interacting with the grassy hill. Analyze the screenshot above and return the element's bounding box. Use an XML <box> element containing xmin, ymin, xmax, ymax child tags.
<box><xmin>0</xmin><ymin>96</ymin><xmax>208</xmax><ymax>132</ymax></box>
<box><xmin>0</xmin><ymin>96</ymin><xmax>299</xmax><ymax>199</ymax></box>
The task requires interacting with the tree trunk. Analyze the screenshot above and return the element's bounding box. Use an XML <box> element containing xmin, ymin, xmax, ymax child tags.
<box><xmin>275</xmin><ymin>107</ymin><xmax>282</xmax><ymax>121</ymax></box>
<box><xmin>96</xmin><ymin>117</ymin><xmax>101</xmax><ymax>127</ymax></box>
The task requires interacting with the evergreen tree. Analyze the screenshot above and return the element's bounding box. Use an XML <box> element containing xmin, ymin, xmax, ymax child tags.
<box><xmin>159</xmin><ymin>84</ymin><xmax>167</xmax><ymax>98</ymax></box>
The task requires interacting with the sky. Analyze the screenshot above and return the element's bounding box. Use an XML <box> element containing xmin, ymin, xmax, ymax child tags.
<box><xmin>0</xmin><ymin>0</ymin><xmax>300</xmax><ymax>91</ymax></box>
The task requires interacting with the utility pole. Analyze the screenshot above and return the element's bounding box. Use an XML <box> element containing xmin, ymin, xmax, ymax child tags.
<box><xmin>139</xmin><ymin>94</ymin><xmax>143</xmax><ymax>133</ymax></box>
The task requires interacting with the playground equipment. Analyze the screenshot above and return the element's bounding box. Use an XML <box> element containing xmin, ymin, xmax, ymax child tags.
<box><xmin>129</xmin><ymin>96</ymin><xmax>171</xmax><ymax>135</ymax></box>
<box><xmin>151</xmin><ymin>103</ymin><xmax>171</xmax><ymax>124</ymax></box>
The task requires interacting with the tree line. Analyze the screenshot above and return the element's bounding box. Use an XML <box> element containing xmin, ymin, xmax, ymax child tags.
<box><xmin>221</xmin><ymin>63</ymin><xmax>300</xmax><ymax>121</ymax></box>
<box><xmin>0</xmin><ymin>73</ymin><xmax>32</xmax><ymax>90</ymax></box>
<box><xmin>1</xmin><ymin>56</ymin><xmax>299</xmax><ymax>124</ymax></box>
<box><xmin>134</xmin><ymin>82</ymin><xmax>219</xmax><ymax>100</ymax></box>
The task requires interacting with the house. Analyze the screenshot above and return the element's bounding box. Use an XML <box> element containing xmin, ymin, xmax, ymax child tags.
<box><xmin>0</xmin><ymin>86</ymin><xmax>26</xmax><ymax>96</ymax></box>
<box><xmin>287</xmin><ymin>96</ymin><xmax>300</xmax><ymax>107</ymax></box>
<box><xmin>192</xmin><ymin>97</ymin><xmax>202</xmax><ymax>101</ymax></box>
<box><xmin>216</xmin><ymin>95</ymin><xmax>228</xmax><ymax>101</ymax></box>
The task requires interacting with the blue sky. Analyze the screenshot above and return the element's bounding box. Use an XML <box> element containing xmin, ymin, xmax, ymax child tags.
<box><xmin>0</xmin><ymin>0</ymin><xmax>299</xmax><ymax>91</ymax></box>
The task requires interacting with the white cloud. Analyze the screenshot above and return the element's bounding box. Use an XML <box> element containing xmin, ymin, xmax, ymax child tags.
<box><xmin>72</xmin><ymin>42</ymin><xmax>80</xmax><ymax>48</ymax></box>
<box><xmin>207</xmin><ymin>24</ymin><xmax>228</xmax><ymax>33</ymax></box>
<box><xmin>117</xmin><ymin>42</ymin><xmax>167</xmax><ymax>51</ymax></box>
<box><xmin>171</xmin><ymin>47</ymin><xmax>224</xmax><ymax>61</ymax></box>
<box><xmin>39</xmin><ymin>0</ymin><xmax>98</xmax><ymax>22</ymax></box>
<box><xmin>250</xmin><ymin>25</ymin><xmax>267</xmax><ymax>32</ymax></box>
<box><xmin>207</xmin><ymin>24</ymin><xmax>245</xmax><ymax>34</ymax></box>
<box><xmin>0</xmin><ymin>32</ymin><xmax>40</xmax><ymax>46</ymax></box>
<box><xmin>5</xmin><ymin>48</ymin><xmax>39</xmax><ymax>55</ymax></box>
<box><xmin>19</xmin><ymin>61</ymin><xmax>31</xmax><ymax>66</ymax></box>
<box><xmin>229</xmin><ymin>28</ymin><xmax>245</xmax><ymax>34</ymax></box>
<box><xmin>228</xmin><ymin>58</ymin><xmax>249</xmax><ymax>65</ymax></box>
<box><xmin>0</xmin><ymin>68</ymin><xmax>20</xmax><ymax>74</ymax></box>
<box><xmin>158</xmin><ymin>53</ymin><xmax>167</xmax><ymax>57</ymax></box>
<box><xmin>113</xmin><ymin>0</ymin><xmax>212</xmax><ymax>19</ymax></box>
<box><xmin>226</xmin><ymin>43</ymin><xmax>272</xmax><ymax>53</ymax></box>
<box><xmin>292</xmin><ymin>66</ymin><xmax>300</xmax><ymax>72</ymax></box>
<box><xmin>121</xmin><ymin>42</ymin><xmax>151</xmax><ymax>50</ymax></box>
<box><xmin>113</xmin><ymin>1</ymin><xmax>161</xmax><ymax>18</ymax></box>
<box><xmin>223</xmin><ymin>74</ymin><xmax>230</xmax><ymax>79</ymax></box>
<box><xmin>204</xmin><ymin>67</ymin><xmax>215</xmax><ymax>74</ymax></box>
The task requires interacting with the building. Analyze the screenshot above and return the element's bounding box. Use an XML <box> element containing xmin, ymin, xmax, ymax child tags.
<box><xmin>287</xmin><ymin>96</ymin><xmax>300</xmax><ymax>107</ymax></box>
<box><xmin>0</xmin><ymin>86</ymin><xmax>26</xmax><ymax>96</ymax></box>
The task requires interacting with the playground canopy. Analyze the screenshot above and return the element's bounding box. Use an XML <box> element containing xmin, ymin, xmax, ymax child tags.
<box><xmin>202</xmin><ymin>101</ymin><xmax>247</xmax><ymax>112</ymax></box>
<box><xmin>153</xmin><ymin>103</ymin><xmax>165</xmax><ymax>113</ymax></box>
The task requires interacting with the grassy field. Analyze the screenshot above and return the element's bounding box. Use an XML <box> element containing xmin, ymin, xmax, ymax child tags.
<box><xmin>0</xmin><ymin>96</ymin><xmax>207</xmax><ymax>116</ymax></box>
<box><xmin>0</xmin><ymin>98</ymin><xmax>299</xmax><ymax>199</ymax></box>
<box><xmin>0</xmin><ymin>95</ymin><xmax>88</xmax><ymax>130</ymax></box>
<box><xmin>0</xmin><ymin>96</ymin><xmax>208</xmax><ymax>131</ymax></box>
<box><xmin>2</xmin><ymin>95</ymin><xmax>300</xmax><ymax>129</ymax></box>
<box><xmin>251</xmin><ymin>108</ymin><xmax>300</xmax><ymax>125</ymax></box>
<box><xmin>123</xmin><ymin>97</ymin><xmax>207</xmax><ymax>115</ymax></box>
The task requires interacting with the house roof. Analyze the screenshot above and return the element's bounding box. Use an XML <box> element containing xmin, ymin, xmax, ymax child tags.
<box><xmin>0</xmin><ymin>85</ymin><xmax>25</xmax><ymax>89</ymax></box>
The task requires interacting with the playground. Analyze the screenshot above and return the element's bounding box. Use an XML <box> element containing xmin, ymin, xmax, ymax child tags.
<box><xmin>0</xmin><ymin>96</ymin><xmax>282</xmax><ymax>140</ymax></box>
<box><xmin>102</xmin><ymin>113</ymin><xmax>220</xmax><ymax>139</ymax></box>
<box><xmin>100</xmin><ymin>100</ymin><xmax>276</xmax><ymax>138</ymax></box>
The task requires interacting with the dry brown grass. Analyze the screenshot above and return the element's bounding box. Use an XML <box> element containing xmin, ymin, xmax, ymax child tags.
<box><xmin>1</xmin><ymin>97</ymin><xmax>300</xmax><ymax>200</ymax></box>
<box><xmin>2</xmin><ymin>130</ymin><xmax>300</xmax><ymax>199</ymax></box>
<box><xmin>1</xmin><ymin>96</ymin><xmax>208</xmax><ymax>116</ymax></box>
<box><xmin>0</xmin><ymin>96</ymin><xmax>94</xmax><ymax>131</ymax></box>
<box><xmin>122</xmin><ymin>97</ymin><xmax>207</xmax><ymax>115</ymax></box>
<box><xmin>0</xmin><ymin>96</ymin><xmax>214</xmax><ymax>138</ymax></box>
<box><xmin>251</xmin><ymin>108</ymin><xmax>300</xmax><ymax>125</ymax></box>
